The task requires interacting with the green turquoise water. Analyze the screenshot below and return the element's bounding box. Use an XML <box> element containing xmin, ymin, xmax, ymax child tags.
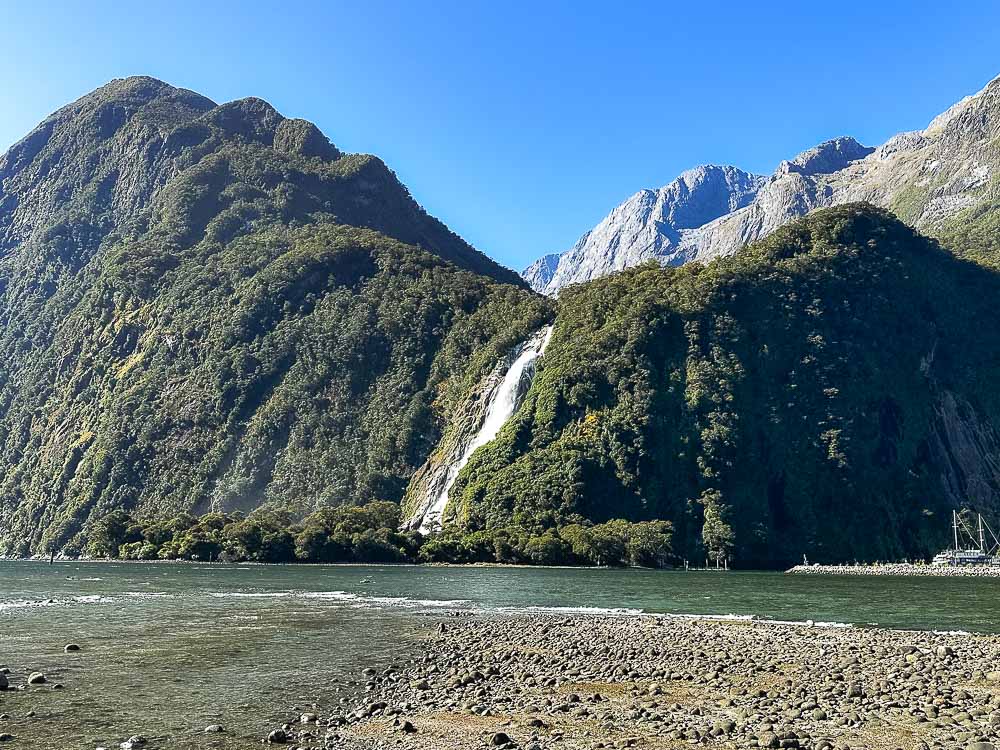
<box><xmin>2</xmin><ymin>561</ymin><xmax>999</xmax><ymax>749</ymax></box>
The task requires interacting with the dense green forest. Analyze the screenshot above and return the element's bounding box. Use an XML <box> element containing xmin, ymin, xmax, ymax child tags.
<box><xmin>3</xmin><ymin>77</ymin><xmax>1000</xmax><ymax>568</ymax></box>
<box><xmin>449</xmin><ymin>206</ymin><xmax>1000</xmax><ymax>567</ymax></box>
<box><xmin>0</xmin><ymin>77</ymin><xmax>549</xmax><ymax>556</ymax></box>
<box><xmin>81</xmin><ymin>503</ymin><xmax>672</xmax><ymax>568</ymax></box>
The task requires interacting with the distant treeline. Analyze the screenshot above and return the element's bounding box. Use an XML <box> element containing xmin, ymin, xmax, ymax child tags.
<box><xmin>74</xmin><ymin>502</ymin><xmax>673</xmax><ymax>568</ymax></box>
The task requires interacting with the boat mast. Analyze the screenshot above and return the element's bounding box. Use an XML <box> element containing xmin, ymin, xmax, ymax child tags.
<box><xmin>954</xmin><ymin>509</ymin><xmax>960</xmax><ymax>552</ymax></box>
<box><xmin>980</xmin><ymin>514</ymin><xmax>986</xmax><ymax>552</ymax></box>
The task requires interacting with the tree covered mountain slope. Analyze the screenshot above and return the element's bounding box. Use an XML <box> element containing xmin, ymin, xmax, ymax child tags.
<box><xmin>450</xmin><ymin>205</ymin><xmax>1000</xmax><ymax>567</ymax></box>
<box><xmin>0</xmin><ymin>77</ymin><xmax>549</xmax><ymax>556</ymax></box>
<box><xmin>5</xmin><ymin>78</ymin><xmax>1000</xmax><ymax>567</ymax></box>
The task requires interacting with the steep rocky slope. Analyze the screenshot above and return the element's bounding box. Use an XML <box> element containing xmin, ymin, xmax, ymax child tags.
<box><xmin>0</xmin><ymin>77</ymin><xmax>549</xmax><ymax>555</ymax></box>
<box><xmin>520</xmin><ymin>253</ymin><xmax>560</xmax><ymax>293</ymax></box>
<box><xmin>524</xmin><ymin>166</ymin><xmax>765</xmax><ymax>293</ymax></box>
<box><xmin>688</xmin><ymin>76</ymin><xmax>1000</xmax><ymax>264</ymax></box>
<box><xmin>528</xmin><ymin>74</ymin><xmax>1000</xmax><ymax>291</ymax></box>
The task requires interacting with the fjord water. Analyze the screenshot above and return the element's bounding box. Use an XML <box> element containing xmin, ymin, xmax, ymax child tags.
<box><xmin>2</xmin><ymin>563</ymin><xmax>1000</xmax><ymax>749</ymax></box>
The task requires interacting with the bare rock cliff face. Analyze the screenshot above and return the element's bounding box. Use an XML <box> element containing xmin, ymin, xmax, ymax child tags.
<box><xmin>521</xmin><ymin>253</ymin><xmax>560</xmax><ymax>293</ymax></box>
<box><xmin>528</xmin><ymin>74</ymin><xmax>1000</xmax><ymax>292</ymax></box>
<box><xmin>690</xmin><ymin>76</ymin><xmax>1000</xmax><ymax>264</ymax></box>
<box><xmin>929</xmin><ymin>391</ymin><xmax>1000</xmax><ymax>514</ymax></box>
<box><xmin>525</xmin><ymin>165</ymin><xmax>765</xmax><ymax>293</ymax></box>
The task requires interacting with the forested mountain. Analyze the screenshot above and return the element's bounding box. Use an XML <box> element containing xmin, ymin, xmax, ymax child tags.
<box><xmin>0</xmin><ymin>77</ymin><xmax>549</xmax><ymax>556</ymax></box>
<box><xmin>451</xmin><ymin>206</ymin><xmax>1000</xmax><ymax>567</ymax></box>
<box><xmin>4</xmin><ymin>78</ymin><xmax>1000</xmax><ymax>567</ymax></box>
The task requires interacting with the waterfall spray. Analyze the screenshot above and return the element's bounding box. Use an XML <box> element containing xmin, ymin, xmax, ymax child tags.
<box><xmin>413</xmin><ymin>325</ymin><xmax>554</xmax><ymax>533</ymax></box>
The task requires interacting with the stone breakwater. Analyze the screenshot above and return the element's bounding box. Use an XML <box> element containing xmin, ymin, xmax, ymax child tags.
<box><xmin>788</xmin><ymin>564</ymin><xmax>1000</xmax><ymax>578</ymax></box>
<box><xmin>266</xmin><ymin>614</ymin><xmax>1000</xmax><ymax>750</ymax></box>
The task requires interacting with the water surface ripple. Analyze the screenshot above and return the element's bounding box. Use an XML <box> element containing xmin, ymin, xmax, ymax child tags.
<box><xmin>2</xmin><ymin>562</ymin><xmax>998</xmax><ymax>748</ymax></box>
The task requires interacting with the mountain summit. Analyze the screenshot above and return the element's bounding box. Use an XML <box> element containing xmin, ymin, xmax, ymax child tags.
<box><xmin>524</xmin><ymin>165</ymin><xmax>765</xmax><ymax>294</ymax></box>
<box><xmin>0</xmin><ymin>76</ymin><xmax>523</xmax><ymax>285</ymax></box>
<box><xmin>527</xmin><ymin>73</ymin><xmax>1000</xmax><ymax>291</ymax></box>
<box><xmin>0</xmin><ymin>77</ymin><xmax>546</xmax><ymax>555</ymax></box>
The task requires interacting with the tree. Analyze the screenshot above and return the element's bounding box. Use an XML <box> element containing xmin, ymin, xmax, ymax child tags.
<box><xmin>700</xmin><ymin>489</ymin><xmax>735</xmax><ymax>566</ymax></box>
<box><xmin>589</xmin><ymin>520</ymin><xmax>630</xmax><ymax>566</ymax></box>
<box><xmin>523</xmin><ymin>532</ymin><xmax>572</xmax><ymax>565</ymax></box>
<box><xmin>558</xmin><ymin>524</ymin><xmax>595</xmax><ymax>564</ymax></box>
<box><xmin>625</xmin><ymin>521</ymin><xmax>673</xmax><ymax>568</ymax></box>
<box><xmin>85</xmin><ymin>510</ymin><xmax>136</xmax><ymax>558</ymax></box>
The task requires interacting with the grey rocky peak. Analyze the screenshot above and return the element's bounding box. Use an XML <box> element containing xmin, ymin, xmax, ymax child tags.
<box><xmin>778</xmin><ymin>136</ymin><xmax>874</xmax><ymax>176</ymax></box>
<box><xmin>520</xmin><ymin>253</ymin><xmax>560</xmax><ymax>292</ymax></box>
<box><xmin>525</xmin><ymin>73</ymin><xmax>1000</xmax><ymax>290</ymax></box>
<box><xmin>529</xmin><ymin>165</ymin><xmax>766</xmax><ymax>294</ymax></box>
<box><xmin>690</xmin><ymin>74</ymin><xmax>1000</xmax><ymax>264</ymax></box>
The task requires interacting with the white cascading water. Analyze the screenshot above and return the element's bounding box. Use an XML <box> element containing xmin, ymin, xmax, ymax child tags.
<box><xmin>417</xmin><ymin>325</ymin><xmax>554</xmax><ymax>533</ymax></box>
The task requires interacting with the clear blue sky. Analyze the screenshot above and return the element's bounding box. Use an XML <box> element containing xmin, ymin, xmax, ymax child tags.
<box><xmin>1</xmin><ymin>1</ymin><xmax>999</xmax><ymax>271</ymax></box>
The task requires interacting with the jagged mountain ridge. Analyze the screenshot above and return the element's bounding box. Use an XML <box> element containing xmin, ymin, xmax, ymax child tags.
<box><xmin>520</xmin><ymin>253</ymin><xmax>560</xmax><ymax>294</ymax></box>
<box><xmin>524</xmin><ymin>165</ymin><xmax>766</xmax><ymax>293</ymax></box>
<box><xmin>0</xmin><ymin>77</ymin><xmax>549</xmax><ymax>555</ymax></box>
<box><xmin>528</xmin><ymin>74</ymin><xmax>1000</xmax><ymax>292</ymax></box>
<box><xmin>0</xmin><ymin>76</ymin><xmax>524</xmax><ymax>286</ymax></box>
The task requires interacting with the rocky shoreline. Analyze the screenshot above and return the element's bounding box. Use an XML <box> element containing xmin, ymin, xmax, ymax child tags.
<box><xmin>787</xmin><ymin>564</ymin><xmax>1000</xmax><ymax>578</ymax></box>
<box><xmin>265</xmin><ymin>613</ymin><xmax>1000</xmax><ymax>750</ymax></box>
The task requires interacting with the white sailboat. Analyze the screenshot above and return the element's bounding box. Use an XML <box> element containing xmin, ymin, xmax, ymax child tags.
<box><xmin>931</xmin><ymin>509</ymin><xmax>1000</xmax><ymax>566</ymax></box>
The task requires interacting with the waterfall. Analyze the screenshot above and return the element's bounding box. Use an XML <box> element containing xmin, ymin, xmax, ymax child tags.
<box><xmin>415</xmin><ymin>325</ymin><xmax>554</xmax><ymax>533</ymax></box>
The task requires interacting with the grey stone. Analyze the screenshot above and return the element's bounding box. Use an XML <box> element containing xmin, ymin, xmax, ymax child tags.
<box><xmin>266</xmin><ymin>729</ymin><xmax>287</xmax><ymax>744</ymax></box>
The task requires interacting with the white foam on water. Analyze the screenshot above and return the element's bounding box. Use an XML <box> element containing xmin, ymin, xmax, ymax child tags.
<box><xmin>657</xmin><ymin>612</ymin><xmax>754</xmax><ymax>622</ymax></box>
<box><xmin>203</xmin><ymin>589</ymin><xmax>471</xmax><ymax>610</ymax></box>
<box><xmin>208</xmin><ymin>592</ymin><xmax>292</xmax><ymax>598</ymax></box>
<box><xmin>73</xmin><ymin>595</ymin><xmax>111</xmax><ymax>604</ymax></box>
<box><xmin>760</xmin><ymin>618</ymin><xmax>853</xmax><ymax>629</ymax></box>
<box><xmin>0</xmin><ymin>594</ymin><xmax>115</xmax><ymax>613</ymax></box>
<box><xmin>0</xmin><ymin>599</ymin><xmax>53</xmax><ymax>612</ymax></box>
<box><xmin>301</xmin><ymin>591</ymin><xmax>470</xmax><ymax>609</ymax></box>
<box><xmin>299</xmin><ymin>591</ymin><xmax>361</xmax><ymax>601</ymax></box>
<box><xmin>655</xmin><ymin>612</ymin><xmax>853</xmax><ymax>628</ymax></box>
<box><xmin>125</xmin><ymin>592</ymin><xmax>174</xmax><ymax>599</ymax></box>
<box><xmin>502</xmin><ymin>605</ymin><xmax>644</xmax><ymax>616</ymax></box>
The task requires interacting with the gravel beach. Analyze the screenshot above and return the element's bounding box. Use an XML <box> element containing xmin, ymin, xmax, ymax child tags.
<box><xmin>269</xmin><ymin>614</ymin><xmax>1000</xmax><ymax>750</ymax></box>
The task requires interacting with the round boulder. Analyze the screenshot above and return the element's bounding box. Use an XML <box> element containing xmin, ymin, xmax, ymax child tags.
<box><xmin>266</xmin><ymin>729</ymin><xmax>288</xmax><ymax>744</ymax></box>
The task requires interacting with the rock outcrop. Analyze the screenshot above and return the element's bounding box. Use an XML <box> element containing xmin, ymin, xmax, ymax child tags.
<box><xmin>526</xmin><ymin>166</ymin><xmax>765</xmax><ymax>293</ymax></box>
<box><xmin>520</xmin><ymin>253</ymin><xmax>560</xmax><ymax>293</ymax></box>
<box><xmin>528</xmin><ymin>74</ymin><xmax>1000</xmax><ymax>292</ymax></box>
